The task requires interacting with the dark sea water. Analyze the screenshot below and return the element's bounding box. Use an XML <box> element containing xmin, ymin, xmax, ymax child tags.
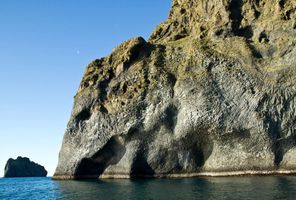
<box><xmin>1</xmin><ymin>176</ymin><xmax>296</xmax><ymax>200</ymax></box>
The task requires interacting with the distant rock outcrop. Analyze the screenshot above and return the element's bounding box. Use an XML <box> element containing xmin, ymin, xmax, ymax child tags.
<box><xmin>54</xmin><ymin>0</ymin><xmax>296</xmax><ymax>179</ymax></box>
<box><xmin>4</xmin><ymin>157</ymin><xmax>47</xmax><ymax>178</ymax></box>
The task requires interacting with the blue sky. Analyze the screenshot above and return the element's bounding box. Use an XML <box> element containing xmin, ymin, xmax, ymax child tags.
<box><xmin>0</xmin><ymin>0</ymin><xmax>171</xmax><ymax>177</ymax></box>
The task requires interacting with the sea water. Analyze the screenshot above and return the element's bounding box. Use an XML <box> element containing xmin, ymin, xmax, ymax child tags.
<box><xmin>0</xmin><ymin>176</ymin><xmax>296</xmax><ymax>200</ymax></box>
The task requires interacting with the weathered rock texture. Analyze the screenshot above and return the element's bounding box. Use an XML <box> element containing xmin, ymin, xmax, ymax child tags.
<box><xmin>54</xmin><ymin>0</ymin><xmax>296</xmax><ymax>179</ymax></box>
<box><xmin>4</xmin><ymin>157</ymin><xmax>47</xmax><ymax>178</ymax></box>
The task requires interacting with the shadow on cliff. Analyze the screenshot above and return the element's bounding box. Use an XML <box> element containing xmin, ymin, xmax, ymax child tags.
<box><xmin>74</xmin><ymin>135</ymin><xmax>126</xmax><ymax>179</ymax></box>
<box><xmin>256</xmin><ymin>91</ymin><xmax>296</xmax><ymax>168</ymax></box>
<box><xmin>74</xmin><ymin>133</ymin><xmax>156</xmax><ymax>179</ymax></box>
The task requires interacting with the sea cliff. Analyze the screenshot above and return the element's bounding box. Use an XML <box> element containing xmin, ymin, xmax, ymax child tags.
<box><xmin>54</xmin><ymin>0</ymin><xmax>296</xmax><ymax>179</ymax></box>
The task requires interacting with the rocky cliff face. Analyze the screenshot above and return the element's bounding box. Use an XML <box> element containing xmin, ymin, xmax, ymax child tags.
<box><xmin>53</xmin><ymin>0</ymin><xmax>296</xmax><ymax>179</ymax></box>
<box><xmin>4</xmin><ymin>157</ymin><xmax>47</xmax><ymax>178</ymax></box>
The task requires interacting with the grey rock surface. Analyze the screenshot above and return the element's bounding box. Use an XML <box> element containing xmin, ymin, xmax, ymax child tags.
<box><xmin>54</xmin><ymin>0</ymin><xmax>296</xmax><ymax>179</ymax></box>
<box><xmin>4</xmin><ymin>157</ymin><xmax>47</xmax><ymax>178</ymax></box>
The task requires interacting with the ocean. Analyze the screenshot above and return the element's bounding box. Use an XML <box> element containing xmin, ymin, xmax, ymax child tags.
<box><xmin>0</xmin><ymin>176</ymin><xmax>296</xmax><ymax>199</ymax></box>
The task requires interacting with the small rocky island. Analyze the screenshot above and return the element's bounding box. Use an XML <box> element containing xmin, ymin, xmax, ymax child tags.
<box><xmin>4</xmin><ymin>157</ymin><xmax>47</xmax><ymax>178</ymax></box>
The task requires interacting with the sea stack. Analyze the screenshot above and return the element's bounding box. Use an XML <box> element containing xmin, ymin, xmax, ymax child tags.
<box><xmin>54</xmin><ymin>0</ymin><xmax>296</xmax><ymax>179</ymax></box>
<box><xmin>4</xmin><ymin>157</ymin><xmax>47</xmax><ymax>178</ymax></box>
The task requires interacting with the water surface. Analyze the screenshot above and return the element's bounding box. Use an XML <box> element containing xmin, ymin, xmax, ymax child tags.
<box><xmin>1</xmin><ymin>176</ymin><xmax>296</xmax><ymax>199</ymax></box>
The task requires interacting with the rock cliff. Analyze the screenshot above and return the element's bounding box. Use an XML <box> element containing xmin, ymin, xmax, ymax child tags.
<box><xmin>4</xmin><ymin>157</ymin><xmax>47</xmax><ymax>178</ymax></box>
<box><xmin>54</xmin><ymin>0</ymin><xmax>296</xmax><ymax>179</ymax></box>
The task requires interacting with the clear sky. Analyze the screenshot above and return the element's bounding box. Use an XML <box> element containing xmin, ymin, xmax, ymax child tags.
<box><xmin>0</xmin><ymin>0</ymin><xmax>171</xmax><ymax>177</ymax></box>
